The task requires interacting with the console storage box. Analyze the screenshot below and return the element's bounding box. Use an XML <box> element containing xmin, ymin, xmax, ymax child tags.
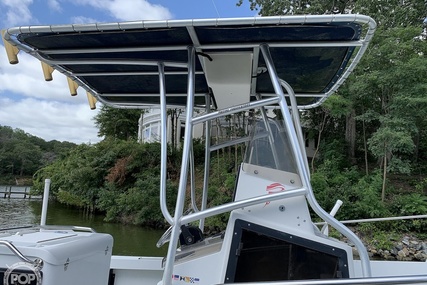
<box><xmin>0</xmin><ymin>229</ymin><xmax>113</xmax><ymax>285</ymax></box>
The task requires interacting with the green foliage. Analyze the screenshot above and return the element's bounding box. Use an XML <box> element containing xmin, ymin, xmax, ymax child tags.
<box><xmin>390</xmin><ymin>193</ymin><xmax>427</xmax><ymax>232</ymax></box>
<box><xmin>34</xmin><ymin>141</ymin><xmax>124</xmax><ymax>198</ymax></box>
<box><xmin>415</xmin><ymin>178</ymin><xmax>427</xmax><ymax>193</ymax></box>
<box><xmin>315</xmin><ymin>139</ymin><xmax>348</xmax><ymax>169</ymax></box>
<box><xmin>98</xmin><ymin>174</ymin><xmax>177</xmax><ymax>227</ymax></box>
<box><xmin>31</xmin><ymin>136</ymin><xmax>244</xmax><ymax>229</ymax></box>
<box><xmin>57</xmin><ymin>189</ymin><xmax>86</xmax><ymax>207</ymax></box>
<box><xmin>346</xmin><ymin>173</ymin><xmax>390</xmax><ymax>219</ymax></box>
<box><xmin>237</xmin><ymin>0</ymin><xmax>426</xmax><ymax>29</ymax></box>
<box><xmin>33</xmin><ymin>143</ymin><xmax>103</xmax><ymax>207</ymax></box>
<box><xmin>357</xmin><ymin>222</ymin><xmax>405</xmax><ymax>251</ymax></box>
<box><xmin>202</xmin><ymin>153</ymin><xmax>241</xmax><ymax>231</ymax></box>
<box><xmin>0</xmin><ymin>125</ymin><xmax>76</xmax><ymax>180</ymax></box>
<box><xmin>237</xmin><ymin>0</ymin><xmax>350</xmax><ymax>15</ymax></box>
<box><xmin>207</xmin><ymin>154</ymin><xmax>239</xmax><ymax>205</ymax></box>
<box><xmin>370</xmin><ymin>230</ymin><xmax>396</xmax><ymax>250</ymax></box>
<box><xmin>94</xmin><ymin>105</ymin><xmax>143</xmax><ymax>140</ymax></box>
<box><xmin>368</xmin><ymin>116</ymin><xmax>415</xmax><ymax>172</ymax></box>
<box><xmin>393</xmin><ymin>193</ymin><xmax>427</xmax><ymax>216</ymax></box>
<box><xmin>312</xmin><ymin>163</ymin><xmax>390</xmax><ymax>220</ymax></box>
<box><xmin>33</xmin><ymin>140</ymin><xmax>178</xmax><ymax>227</ymax></box>
<box><xmin>192</xmin><ymin>139</ymin><xmax>206</xmax><ymax>165</ymax></box>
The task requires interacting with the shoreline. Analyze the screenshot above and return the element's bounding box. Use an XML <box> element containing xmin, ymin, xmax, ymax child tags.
<box><xmin>350</xmin><ymin>233</ymin><xmax>427</xmax><ymax>261</ymax></box>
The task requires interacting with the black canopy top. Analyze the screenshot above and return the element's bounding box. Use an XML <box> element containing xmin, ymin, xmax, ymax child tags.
<box><xmin>3</xmin><ymin>15</ymin><xmax>376</xmax><ymax>109</ymax></box>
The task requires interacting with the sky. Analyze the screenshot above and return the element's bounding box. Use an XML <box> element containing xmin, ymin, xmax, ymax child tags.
<box><xmin>0</xmin><ymin>0</ymin><xmax>256</xmax><ymax>144</ymax></box>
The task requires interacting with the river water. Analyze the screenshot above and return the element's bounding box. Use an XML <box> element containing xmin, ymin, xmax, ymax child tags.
<box><xmin>0</xmin><ymin>187</ymin><xmax>168</xmax><ymax>257</ymax></box>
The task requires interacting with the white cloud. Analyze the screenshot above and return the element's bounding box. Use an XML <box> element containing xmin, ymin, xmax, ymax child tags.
<box><xmin>71</xmin><ymin>16</ymin><xmax>99</xmax><ymax>24</ymax></box>
<box><xmin>0</xmin><ymin>44</ymin><xmax>100</xmax><ymax>143</ymax></box>
<box><xmin>0</xmin><ymin>0</ymin><xmax>34</xmax><ymax>26</ymax></box>
<box><xmin>47</xmin><ymin>0</ymin><xmax>61</xmax><ymax>12</ymax></box>
<box><xmin>0</xmin><ymin>45</ymin><xmax>87</xmax><ymax>104</ymax></box>
<box><xmin>73</xmin><ymin>0</ymin><xmax>172</xmax><ymax>21</ymax></box>
<box><xmin>0</xmin><ymin>0</ymin><xmax>171</xmax><ymax>143</ymax></box>
<box><xmin>0</xmin><ymin>97</ymin><xmax>101</xmax><ymax>143</ymax></box>
<box><xmin>106</xmin><ymin>0</ymin><xmax>172</xmax><ymax>21</ymax></box>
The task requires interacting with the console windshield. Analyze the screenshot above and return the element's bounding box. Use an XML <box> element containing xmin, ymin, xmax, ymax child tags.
<box><xmin>244</xmin><ymin>116</ymin><xmax>298</xmax><ymax>174</ymax></box>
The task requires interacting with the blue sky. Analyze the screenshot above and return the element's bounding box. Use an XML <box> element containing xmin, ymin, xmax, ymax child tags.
<box><xmin>0</xmin><ymin>0</ymin><xmax>256</xmax><ymax>143</ymax></box>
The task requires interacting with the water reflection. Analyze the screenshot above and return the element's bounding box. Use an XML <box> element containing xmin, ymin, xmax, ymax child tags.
<box><xmin>0</xmin><ymin>198</ymin><xmax>38</xmax><ymax>228</ymax></box>
<box><xmin>0</xmin><ymin>196</ymin><xmax>168</xmax><ymax>257</ymax></box>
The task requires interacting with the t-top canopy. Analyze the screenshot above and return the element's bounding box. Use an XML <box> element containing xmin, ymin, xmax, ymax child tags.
<box><xmin>2</xmin><ymin>15</ymin><xmax>376</xmax><ymax>109</ymax></box>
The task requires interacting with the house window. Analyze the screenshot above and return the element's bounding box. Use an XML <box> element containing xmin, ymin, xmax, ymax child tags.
<box><xmin>143</xmin><ymin>122</ymin><xmax>161</xmax><ymax>142</ymax></box>
<box><xmin>144</xmin><ymin>127</ymin><xmax>151</xmax><ymax>141</ymax></box>
<box><xmin>151</xmin><ymin>122</ymin><xmax>160</xmax><ymax>141</ymax></box>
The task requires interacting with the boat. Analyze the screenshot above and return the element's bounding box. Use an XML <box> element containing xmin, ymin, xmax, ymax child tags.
<box><xmin>2</xmin><ymin>14</ymin><xmax>427</xmax><ymax>285</ymax></box>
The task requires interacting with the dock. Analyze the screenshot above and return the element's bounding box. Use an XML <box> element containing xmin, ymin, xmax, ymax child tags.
<box><xmin>0</xmin><ymin>186</ymin><xmax>40</xmax><ymax>199</ymax></box>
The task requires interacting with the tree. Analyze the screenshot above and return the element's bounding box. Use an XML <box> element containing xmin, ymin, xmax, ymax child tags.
<box><xmin>351</xmin><ymin>26</ymin><xmax>427</xmax><ymax>158</ymax></box>
<box><xmin>237</xmin><ymin>0</ymin><xmax>426</xmax><ymax>28</ymax></box>
<box><xmin>94</xmin><ymin>105</ymin><xmax>143</xmax><ymax>140</ymax></box>
<box><xmin>236</xmin><ymin>0</ymin><xmax>355</xmax><ymax>15</ymax></box>
<box><xmin>0</xmin><ymin>125</ymin><xmax>77</xmax><ymax>180</ymax></box>
<box><xmin>0</xmin><ymin>128</ymin><xmax>37</xmax><ymax>176</ymax></box>
<box><xmin>368</xmin><ymin>117</ymin><xmax>415</xmax><ymax>201</ymax></box>
<box><xmin>236</xmin><ymin>0</ymin><xmax>427</xmax><ymax>192</ymax></box>
<box><xmin>13</xmin><ymin>140</ymin><xmax>43</xmax><ymax>176</ymax></box>
<box><xmin>168</xmin><ymin>108</ymin><xmax>184</xmax><ymax>152</ymax></box>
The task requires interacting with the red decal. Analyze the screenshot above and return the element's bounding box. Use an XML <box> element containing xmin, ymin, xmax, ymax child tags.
<box><xmin>265</xmin><ymin>182</ymin><xmax>285</xmax><ymax>206</ymax></box>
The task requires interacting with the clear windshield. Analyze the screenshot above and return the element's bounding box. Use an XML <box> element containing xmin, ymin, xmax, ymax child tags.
<box><xmin>244</xmin><ymin>116</ymin><xmax>297</xmax><ymax>174</ymax></box>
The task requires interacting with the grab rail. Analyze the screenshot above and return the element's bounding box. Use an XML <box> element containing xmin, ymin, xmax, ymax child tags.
<box><xmin>181</xmin><ymin>188</ymin><xmax>307</xmax><ymax>225</ymax></box>
<box><xmin>40</xmin><ymin>225</ymin><xmax>97</xmax><ymax>233</ymax></box>
<box><xmin>220</xmin><ymin>275</ymin><xmax>427</xmax><ymax>285</ymax></box>
<box><xmin>315</xmin><ymin>214</ymin><xmax>427</xmax><ymax>226</ymax></box>
<box><xmin>0</xmin><ymin>240</ymin><xmax>44</xmax><ymax>269</ymax></box>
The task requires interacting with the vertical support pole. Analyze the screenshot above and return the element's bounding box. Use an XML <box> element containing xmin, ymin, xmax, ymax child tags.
<box><xmin>162</xmin><ymin>46</ymin><xmax>196</xmax><ymax>285</ymax></box>
<box><xmin>200</xmin><ymin>93</ymin><xmax>212</xmax><ymax>231</ymax></box>
<box><xmin>260</xmin><ymin>43</ymin><xmax>372</xmax><ymax>277</ymax></box>
<box><xmin>279</xmin><ymin>79</ymin><xmax>310</xmax><ymax>175</ymax></box>
<box><xmin>40</xmin><ymin>179</ymin><xmax>51</xmax><ymax>226</ymax></box>
<box><xmin>190</xmin><ymin>144</ymin><xmax>198</xmax><ymax>212</ymax></box>
<box><xmin>158</xmin><ymin>62</ymin><xmax>173</xmax><ymax>225</ymax></box>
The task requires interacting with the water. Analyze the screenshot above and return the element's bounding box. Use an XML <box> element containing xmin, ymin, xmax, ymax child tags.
<box><xmin>0</xmin><ymin>187</ymin><xmax>168</xmax><ymax>257</ymax></box>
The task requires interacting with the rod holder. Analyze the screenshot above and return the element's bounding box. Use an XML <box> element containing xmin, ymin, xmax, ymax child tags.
<box><xmin>86</xmin><ymin>91</ymin><xmax>97</xmax><ymax>110</ymax></box>
<box><xmin>41</xmin><ymin>62</ymin><xmax>54</xmax><ymax>81</ymax></box>
<box><xmin>1</xmin><ymin>30</ymin><xmax>19</xmax><ymax>64</ymax></box>
<box><xmin>67</xmin><ymin>77</ymin><xmax>79</xmax><ymax>96</ymax></box>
